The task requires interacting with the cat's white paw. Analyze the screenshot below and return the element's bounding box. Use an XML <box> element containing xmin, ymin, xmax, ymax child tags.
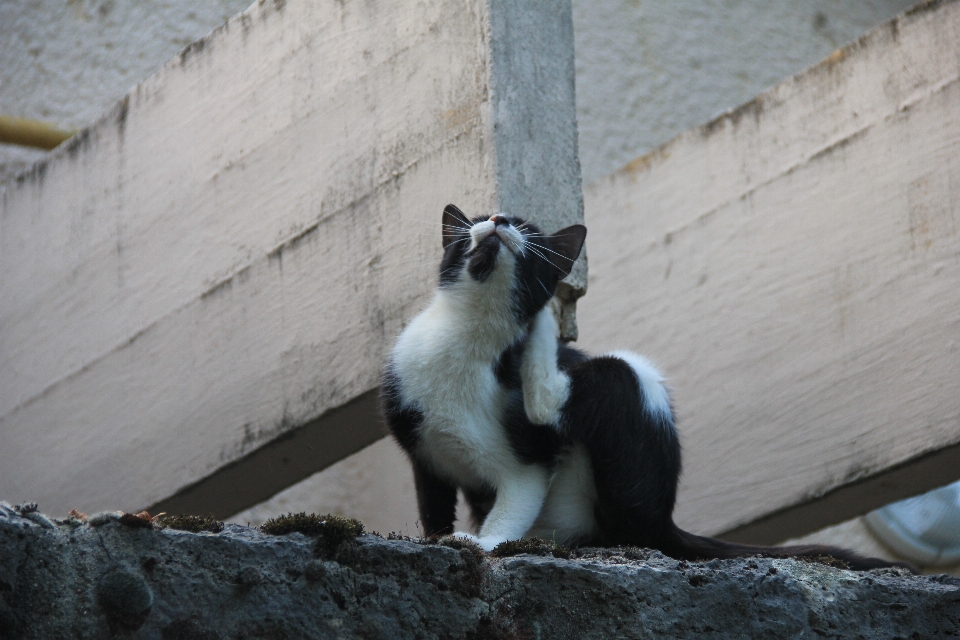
<box><xmin>523</xmin><ymin>369</ymin><xmax>570</xmax><ymax>426</ymax></box>
<box><xmin>474</xmin><ymin>535</ymin><xmax>507</xmax><ymax>552</ymax></box>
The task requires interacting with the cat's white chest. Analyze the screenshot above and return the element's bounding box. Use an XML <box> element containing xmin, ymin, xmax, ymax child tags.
<box><xmin>391</xmin><ymin>295</ymin><xmax>521</xmax><ymax>486</ymax></box>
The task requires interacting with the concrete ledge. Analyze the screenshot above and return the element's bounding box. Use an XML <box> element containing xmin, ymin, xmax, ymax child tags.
<box><xmin>1</xmin><ymin>505</ymin><xmax>958</xmax><ymax>639</ymax></box>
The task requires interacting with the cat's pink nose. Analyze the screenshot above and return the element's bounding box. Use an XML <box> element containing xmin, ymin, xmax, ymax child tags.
<box><xmin>489</xmin><ymin>215</ymin><xmax>509</xmax><ymax>227</ymax></box>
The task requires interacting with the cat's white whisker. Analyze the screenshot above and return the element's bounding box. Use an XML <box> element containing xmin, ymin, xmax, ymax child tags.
<box><xmin>522</xmin><ymin>244</ymin><xmax>566</xmax><ymax>273</ymax></box>
<box><xmin>526</xmin><ymin>241</ymin><xmax>576</xmax><ymax>264</ymax></box>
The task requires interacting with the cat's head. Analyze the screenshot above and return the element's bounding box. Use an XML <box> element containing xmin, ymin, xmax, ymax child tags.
<box><xmin>438</xmin><ymin>203</ymin><xmax>586</xmax><ymax>323</ymax></box>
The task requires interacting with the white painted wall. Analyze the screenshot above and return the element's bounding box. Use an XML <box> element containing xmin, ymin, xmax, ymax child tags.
<box><xmin>0</xmin><ymin>0</ymin><xmax>583</xmax><ymax>521</ymax></box>
<box><xmin>579</xmin><ymin>1</ymin><xmax>960</xmax><ymax>538</ymax></box>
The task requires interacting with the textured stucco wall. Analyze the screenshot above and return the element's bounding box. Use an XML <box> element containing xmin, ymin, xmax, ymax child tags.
<box><xmin>572</xmin><ymin>0</ymin><xmax>918</xmax><ymax>184</ymax></box>
<box><xmin>0</xmin><ymin>0</ymin><xmax>250</xmax><ymax>182</ymax></box>
<box><xmin>1</xmin><ymin>0</ymin><xmax>917</xmax><ymax>184</ymax></box>
<box><xmin>0</xmin><ymin>0</ymin><xmax>252</xmax><ymax>127</ymax></box>
<box><xmin>0</xmin><ymin>0</ymin><xmax>252</xmax><ymax>181</ymax></box>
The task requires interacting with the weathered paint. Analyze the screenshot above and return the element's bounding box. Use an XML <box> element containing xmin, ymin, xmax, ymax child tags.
<box><xmin>0</xmin><ymin>0</ymin><xmax>583</xmax><ymax>516</ymax></box>
<box><xmin>579</xmin><ymin>0</ymin><xmax>960</xmax><ymax>539</ymax></box>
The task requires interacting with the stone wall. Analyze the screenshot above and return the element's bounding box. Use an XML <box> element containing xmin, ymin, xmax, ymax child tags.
<box><xmin>2</xmin><ymin>504</ymin><xmax>957</xmax><ymax>639</ymax></box>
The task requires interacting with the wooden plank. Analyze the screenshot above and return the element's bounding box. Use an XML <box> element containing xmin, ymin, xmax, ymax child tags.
<box><xmin>579</xmin><ymin>0</ymin><xmax>960</xmax><ymax>539</ymax></box>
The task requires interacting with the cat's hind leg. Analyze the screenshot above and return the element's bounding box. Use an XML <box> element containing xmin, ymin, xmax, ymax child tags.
<box><xmin>528</xmin><ymin>444</ymin><xmax>599</xmax><ymax>547</ymax></box>
<box><xmin>564</xmin><ymin>353</ymin><xmax>680</xmax><ymax>547</ymax></box>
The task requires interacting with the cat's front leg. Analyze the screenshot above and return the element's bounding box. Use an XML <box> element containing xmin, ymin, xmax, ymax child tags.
<box><xmin>520</xmin><ymin>305</ymin><xmax>570</xmax><ymax>427</ymax></box>
<box><xmin>454</xmin><ymin>465</ymin><xmax>550</xmax><ymax>552</ymax></box>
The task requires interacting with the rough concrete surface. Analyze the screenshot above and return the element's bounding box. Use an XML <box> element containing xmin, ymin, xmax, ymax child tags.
<box><xmin>1</xmin><ymin>505</ymin><xmax>958</xmax><ymax>639</ymax></box>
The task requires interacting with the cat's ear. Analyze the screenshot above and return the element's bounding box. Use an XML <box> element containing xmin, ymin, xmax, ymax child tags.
<box><xmin>442</xmin><ymin>204</ymin><xmax>471</xmax><ymax>249</ymax></box>
<box><xmin>549</xmin><ymin>224</ymin><xmax>587</xmax><ymax>278</ymax></box>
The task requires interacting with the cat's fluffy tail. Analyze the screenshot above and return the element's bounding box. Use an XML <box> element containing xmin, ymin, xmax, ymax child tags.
<box><xmin>660</xmin><ymin>524</ymin><xmax>918</xmax><ymax>573</ymax></box>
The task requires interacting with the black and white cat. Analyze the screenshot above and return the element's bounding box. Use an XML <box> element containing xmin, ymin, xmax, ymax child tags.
<box><xmin>381</xmin><ymin>204</ymin><xmax>911</xmax><ymax>571</ymax></box>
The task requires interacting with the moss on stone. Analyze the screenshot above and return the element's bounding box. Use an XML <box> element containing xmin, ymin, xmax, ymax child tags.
<box><xmin>490</xmin><ymin>538</ymin><xmax>571</xmax><ymax>559</ymax></box>
<box><xmin>156</xmin><ymin>514</ymin><xmax>224</xmax><ymax>534</ymax></box>
<box><xmin>261</xmin><ymin>512</ymin><xmax>362</xmax><ymax>537</ymax></box>
<box><xmin>260</xmin><ymin>513</ymin><xmax>364</xmax><ymax>557</ymax></box>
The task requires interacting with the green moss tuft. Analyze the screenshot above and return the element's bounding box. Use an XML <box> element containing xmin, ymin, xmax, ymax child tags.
<box><xmin>437</xmin><ymin>535</ymin><xmax>478</xmax><ymax>551</ymax></box>
<box><xmin>156</xmin><ymin>514</ymin><xmax>224</xmax><ymax>534</ymax></box>
<box><xmin>490</xmin><ymin>537</ymin><xmax>571</xmax><ymax>559</ymax></box>
<box><xmin>261</xmin><ymin>513</ymin><xmax>364</xmax><ymax>557</ymax></box>
<box><xmin>261</xmin><ymin>512</ymin><xmax>362</xmax><ymax>537</ymax></box>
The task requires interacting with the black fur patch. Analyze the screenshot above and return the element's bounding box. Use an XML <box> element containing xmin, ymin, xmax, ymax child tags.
<box><xmin>562</xmin><ymin>356</ymin><xmax>681</xmax><ymax>548</ymax></box>
<box><xmin>380</xmin><ymin>366</ymin><xmax>424</xmax><ymax>453</ymax></box>
<box><xmin>412</xmin><ymin>461</ymin><xmax>458</xmax><ymax>537</ymax></box>
<box><xmin>439</xmin><ymin>237</ymin><xmax>468</xmax><ymax>288</ymax></box>
<box><xmin>463</xmin><ymin>484</ymin><xmax>496</xmax><ymax>530</ymax></box>
<box><xmin>467</xmin><ymin>235</ymin><xmax>502</xmax><ymax>282</ymax></box>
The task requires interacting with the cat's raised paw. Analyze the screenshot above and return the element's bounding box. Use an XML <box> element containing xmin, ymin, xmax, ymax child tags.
<box><xmin>523</xmin><ymin>370</ymin><xmax>570</xmax><ymax>426</ymax></box>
